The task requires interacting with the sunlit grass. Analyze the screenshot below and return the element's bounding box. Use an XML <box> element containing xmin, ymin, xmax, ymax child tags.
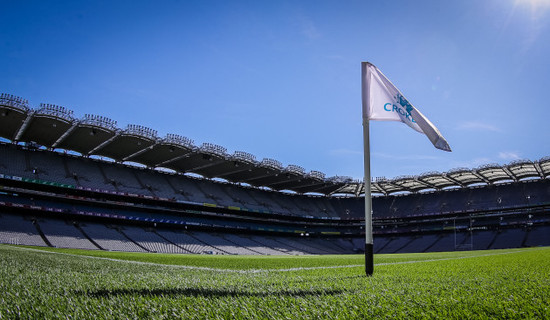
<box><xmin>1</xmin><ymin>244</ymin><xmax>549</xmax><ymax>319</ymax></box>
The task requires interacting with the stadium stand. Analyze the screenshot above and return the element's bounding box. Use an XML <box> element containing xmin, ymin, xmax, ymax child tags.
<box><xmin>0</xmin><ymin>213</ymin><xmax>47</xmax><ymax>246</ymax></box>
<box><xmin>243</xmin><ymin>235</ymin><xmax>304</xmax><ymax>255</ymax></box>
<box><xmin>155</xmin><ymin>229</ymin><xmax>219</xmax><ymax>254</ymax></box>
<box><xmin>1</xmin><ymin>93</ymin><xmax>549</xmax><ymax>255</ymax></box>
<box><xmin>524</xmin><ymin>225</ymin><xmax>550</xmax><ymax>247</ymax></box>
<box><xmin>39</xmin><ymin>218</ymin><xmax>98</xmax><ymax>250</ymax></box>
<box><xmin>0</xmin><ymin>139</ymin><xmax>548</xmax><ymax>254</ymax></box>
<box><xmin>79</xmin><ymin>223</ymin><xmax>148</xmax><ymax>253</ymax></box>
<box><xmin>118</xmin><ymin>226</ymin><xmax>186</xmax><ymax>253</ymax></box>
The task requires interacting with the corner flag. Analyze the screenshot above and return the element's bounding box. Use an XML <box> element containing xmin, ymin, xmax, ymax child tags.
<box><xmin>361</xmin><ymin>62</ymin><xmax>451</xmax><ymax>276</ymax></box>
<box><xmin>362</xmin><ymin>62</ymin><xmax>451</xmax><ymax>152</ymax></box>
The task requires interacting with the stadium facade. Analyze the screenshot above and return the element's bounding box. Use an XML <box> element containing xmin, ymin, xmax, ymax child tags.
<box><xmin>1</xmin><ymin>93</ymin><xmax>549</xmax><ymax>254</ymax></box>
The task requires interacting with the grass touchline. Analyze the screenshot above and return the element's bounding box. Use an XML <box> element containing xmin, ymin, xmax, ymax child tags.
<box><xmin>4</xmin><ymin>244</ymin><xmax>539</xmax><ymax>273</ymax></box>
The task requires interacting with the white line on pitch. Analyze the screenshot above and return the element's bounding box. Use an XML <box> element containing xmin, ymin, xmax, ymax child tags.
<box><xmin>2</xmin><ymin>244</ymin><xmax>535</xmax><ymax>274</ymax></box>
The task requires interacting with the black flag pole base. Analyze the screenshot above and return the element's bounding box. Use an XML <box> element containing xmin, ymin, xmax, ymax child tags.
<box><xmin>365</xmin><ymin>243</ymin><xmax>374</xmax><ymax>276</ymax></box>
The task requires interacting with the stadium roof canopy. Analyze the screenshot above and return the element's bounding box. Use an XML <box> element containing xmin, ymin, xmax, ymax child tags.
<box><xmin>2</xmin><ymin>93</ymin><xmax>549</xmax><ymax>196</ymax></box>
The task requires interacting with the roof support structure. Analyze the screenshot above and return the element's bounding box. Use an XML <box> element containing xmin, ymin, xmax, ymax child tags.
<box><xmin>156</xmin><ymin>151</ymin><xmax>194</xmax><ymax>167</ymax></box>
<box><xmin>123</xmin><ymin>144</ymin><xmax>156</xmax><ymax>161</ymax></box>
<box><xmin>52</xmin><ymin>122</ymin><xmax>79</xmax><ymax>148</ymax></box>
<box><xmin>186</xmin><ymin>158</ymin><xmax>227</xmax><ymax>174</ymax></box>
<box><xmin>534</xmin><ymin>162</ymin><xmax>546</xmax><ymax>179</ymax></box>
<box><xmin>471</xmin><ymin>171</ymin><xmax>492</xmax><ymax>184</ymax></box>
<box><xmin>13</xmin><ymin>112</ymin><xmax>34</xmax><ymax>142</ymax></box>
<box><xmin>88</xmin><ymin>134</ymin><xmax>119</xmax><ymax>155</ymax></box>
<box><xmin>501</xmin><ymin>167</ymin><xmax>517</xmax><ymax>182</ymax></box>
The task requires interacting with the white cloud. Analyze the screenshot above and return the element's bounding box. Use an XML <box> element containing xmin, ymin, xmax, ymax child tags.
<box><xmin>498</xmin><ymin>151</ymin><xmax>521</xmax><ymax>161</ymax></box>
<box><xmin>329</xmin><ymin>148</ymin><xmax>362</xmax><ymax>156</ymax></box>
<box><xmin>300</xmin><ymin>18</ymin><xmax>320</xmax><ymax>40</ymax></box>
<box><xmin>448</xmin><ymin>152</ymin><xmax>521</xmax><ymax>170</ymax></box>
<box><xmin>373</xmin><ymin>152</ymin><xmax>441</xmax><ymax>161</ymax></box>
<box><xmin>449</xmin><ymin>157</ymin><xmax>494</xmax><ymax>169</ymax></box>
<box><xmin>456</xmin><ymin>121</ymin><xmax>501</xmax><ymax>132</ymax></box>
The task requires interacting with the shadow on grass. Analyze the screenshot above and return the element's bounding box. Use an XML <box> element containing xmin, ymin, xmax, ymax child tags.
<box><xmin>74</xmin><ymin>287</ymin><xmax>344</xmax><ymax>298</ymax></box>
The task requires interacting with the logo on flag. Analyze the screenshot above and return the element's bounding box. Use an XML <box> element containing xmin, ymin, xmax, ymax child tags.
<box><xmin>362</xmin><ymin>62</ymin><xmax>451</xmax><ymax>152</ymax></box>
<box><xmin>397</xmin><ymin>94</ymin><xmax>413</xmax><ymax>115</ymax></box>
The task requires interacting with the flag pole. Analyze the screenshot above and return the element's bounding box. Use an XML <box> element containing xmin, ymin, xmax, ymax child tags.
<box><xmin>362</xmin><ymin>62</ymin><xmax>374</xmax><ymax>276</ymax></box>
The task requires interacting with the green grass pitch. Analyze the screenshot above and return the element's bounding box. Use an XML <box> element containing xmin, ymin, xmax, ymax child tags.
<box><xmin>1</xmin><ymin>244</ymin><xmax>549</xmax><ymax>319</ymax></box>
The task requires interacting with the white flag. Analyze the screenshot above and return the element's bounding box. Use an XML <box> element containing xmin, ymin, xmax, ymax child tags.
<box><xmin>362</xmin><ymin>62</ymin><xmax>451</xmax><ymax>152</ymax></box>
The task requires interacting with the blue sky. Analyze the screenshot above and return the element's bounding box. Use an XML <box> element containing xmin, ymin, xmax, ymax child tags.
<box><xmin>1</xmin><ymin>0</ymin><xmax>549</xmax><ymax>181</ymax></box>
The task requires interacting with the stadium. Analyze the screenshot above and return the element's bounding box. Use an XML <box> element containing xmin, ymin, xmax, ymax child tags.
<box><xmin>1</xmin><ymin>92</ymin><xmax>549</xmax><ymax>318</ymax></box>
<box><xmin>1</xmin><ymin>93</ymin><xmax>549</xmax><ymax>255</ymax></box>
<box><xmin>3</xmin><ymin>1</ymin><xmax>550</xmax><ymax>317</ymax></box>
